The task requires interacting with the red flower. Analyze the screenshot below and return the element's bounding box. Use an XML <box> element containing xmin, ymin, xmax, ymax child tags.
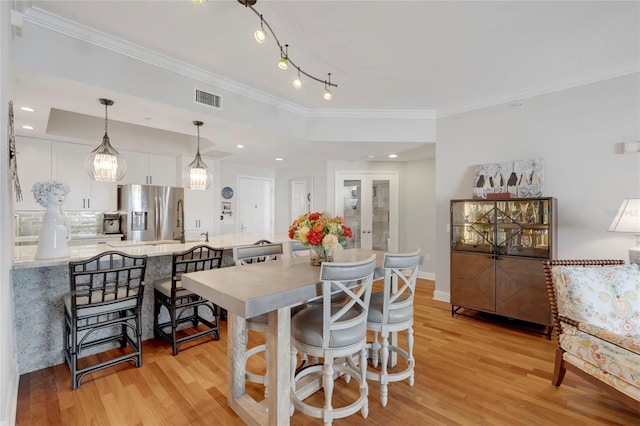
<box><xmin>342</xmin><ymin>225</ymin><xmax>352</xmax><ymax>238</ymax></box>
<box><xmin>288</xmin><ymin>230</ymin><xmax>294</xmax><ymax>239</ymax></box>
<box><xmin>307</xmin><ymin>228</ymin><xmax>324</xmax><ymax>245</ymax></box>
<box><xmin>308</xmin><ymin>212</ymin><xmax>321</xmax><ymax>221</ymax></box>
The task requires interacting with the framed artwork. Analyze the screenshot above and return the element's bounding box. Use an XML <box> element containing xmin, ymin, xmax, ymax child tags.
<box><xmin>472</xmin><ymin>158</ymin><xmax>543</xmax><ymax>199</ymax></box>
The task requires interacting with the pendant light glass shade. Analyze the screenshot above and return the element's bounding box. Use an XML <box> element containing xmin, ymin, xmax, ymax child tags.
<box><xmin>182</xmin><ymin>121</ymin><xmax>213</xmax><ymax>190</ymax></box>
<box><xmin>85</xmin><ymin>98</ymin><xmax>126</xmax><ymax>182</ymax></box>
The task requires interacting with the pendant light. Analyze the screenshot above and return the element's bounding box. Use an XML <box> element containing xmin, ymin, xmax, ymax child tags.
<box><xmin>182</xmin><ymin>121</ymin><xmax>213</xmax><ymax>190</ymax></box>
<box><xmin>85</xmin><ymin>98</ymin><xmax>127</xmax><ymax>182</ymax></box>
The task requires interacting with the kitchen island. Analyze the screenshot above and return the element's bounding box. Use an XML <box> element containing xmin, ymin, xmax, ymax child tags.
<box><xmin>12</xmin><ymin>233</ymin><xmax>290</xmax><ymax>374</ymax></box>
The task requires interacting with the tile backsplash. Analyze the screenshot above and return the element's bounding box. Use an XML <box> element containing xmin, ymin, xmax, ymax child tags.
<box><xmin>14</xmin><ymin>211</ymin><xmax>103</xmax><ymax>240</ymax></box>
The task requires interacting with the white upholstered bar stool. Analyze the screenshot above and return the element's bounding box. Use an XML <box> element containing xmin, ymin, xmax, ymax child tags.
<box><xmin>366</xmin><ymin>250</ymin><xmax>421</xmax><ymax>406</ymax></box>
<box><xmin>232</xmin><ymin>242</ymin><xmax>283</xmax><ymax>398</ymax></box>
<box><xmin>290</xmin><ymin>255</ymin><xmax>377</xmax><ymax>425</ymax></box>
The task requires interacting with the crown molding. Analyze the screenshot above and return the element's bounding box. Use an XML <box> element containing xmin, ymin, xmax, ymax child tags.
<box><xmin>438</xmin><ymin>61</ymin><xmax>640</xmax><ymax>118</ymax></box>
<box><xmin>306</xmin><ymin>109</ymin><xmax>436</xmax><ymax>120</ymax></box>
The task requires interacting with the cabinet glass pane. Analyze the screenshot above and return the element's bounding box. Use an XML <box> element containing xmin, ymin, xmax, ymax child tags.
<box><xmin>451</xmin><ymin>200</ymin><xmax>495</xmax><ymax>254</ymax></box>
<box><xmin>451</xmin><ymin>198</ymin><xmax>551</xmax><ymax>259</ymax></box>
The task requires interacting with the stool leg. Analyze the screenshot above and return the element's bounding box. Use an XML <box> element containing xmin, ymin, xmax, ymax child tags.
<box><xmin>407</xmin><ymin>325</ymin><xmax>415</xmax><ymax>386</ymax></box>
<box><xmin>371</xmin><ymin>331</ymin><xmax>380</xmax><ymax>367</ymax></box>
<box><xmin>380</xmin><ymin>331</ymin><xmax>390</xmax><ymax>407</ymax></box>
<box><xmin>359</xmin><ymin>346</ymin><xmax>369</xmax><ymax>419</ymax></box>
<box><xmin>323</xmin><ymin>357</ymin><xmax>334</xmax><ymax>426</ymax></box>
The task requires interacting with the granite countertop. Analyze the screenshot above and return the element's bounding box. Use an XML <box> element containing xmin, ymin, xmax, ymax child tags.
<box><xmin>12</xmin><ymin>233</ymin><xmax>291</xmax><ymax>269</ymax></box>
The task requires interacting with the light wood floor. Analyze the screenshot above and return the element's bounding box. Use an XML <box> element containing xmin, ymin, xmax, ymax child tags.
<box><xmin>16</xmin><ymin>279</ymin><xmax>640</xmax><ymax>425</ymax></box>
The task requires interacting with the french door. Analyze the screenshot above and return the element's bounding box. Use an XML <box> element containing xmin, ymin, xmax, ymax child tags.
<box><xmin>335</xmin><ymin>172</ymin><xmax>398</xmax><ymax>251</ymax></box>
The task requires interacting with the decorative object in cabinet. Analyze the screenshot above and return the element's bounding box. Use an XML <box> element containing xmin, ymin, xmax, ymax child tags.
<box><xmin>450</xmin><ymin>197</ymin><xmax>556</xmax><ymax>337</ymax></box>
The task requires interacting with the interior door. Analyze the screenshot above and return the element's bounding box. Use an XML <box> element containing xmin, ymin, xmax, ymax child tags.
<box><xmin>237</xmin><ymin>176</ymin><xmax>274</xmax><ymax>235</ymax></box>
<box><xmin>335</xmin><ymin>172</ymin><xmax>398</xmax><ymax>251</ymax></box>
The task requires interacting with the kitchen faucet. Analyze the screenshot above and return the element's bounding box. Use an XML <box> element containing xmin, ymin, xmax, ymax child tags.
<box><xmin>201</xmin><ymin>231</ymin><xmax>209</xmax><ymax>242</ymax></box>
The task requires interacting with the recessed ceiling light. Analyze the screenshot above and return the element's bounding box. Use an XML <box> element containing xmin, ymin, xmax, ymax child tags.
<box><xmin>237</xmin><ymin>144</ymin><xmax>244</xmax><ymax>149</ymax></box>
<box><xmin>20</xmin><ymin>106</ymin><xmax>34</xmax><ymax>112</ymax></box>
<box><xmin>275</xmin><ymin>157</ymin><xmax>283</xmax><ymax>161</ymax></box>
<box><xmin>22</xmin><ymin>125</ymin><xmax>34</xmax><ymax>130</ymax></box>
<box><xmin>388</xmin><ymin>154</ymin><xmax>398</xmax><ymax>158</ymax></box>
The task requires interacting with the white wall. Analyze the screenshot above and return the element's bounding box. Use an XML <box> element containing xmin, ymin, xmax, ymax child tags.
<box><xmin>1</xmin><ymin>3</ymin><xmax>18</xmax><ymax>425</ymax></box>
<box><xmin>435</xmin><ymin>74</ymin><xmax>640</xmax><ymax>301</ymax></box>
<box><xmin>405</xmin><ymin>158</ymin><xmax>436</xmax><ymax>278</ymax></box>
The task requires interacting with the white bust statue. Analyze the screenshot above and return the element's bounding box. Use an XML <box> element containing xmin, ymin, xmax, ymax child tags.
<box><xmin>32</xmin><ymin>180</ymin><xmax>71</xmax><ymax>260</ymax></box>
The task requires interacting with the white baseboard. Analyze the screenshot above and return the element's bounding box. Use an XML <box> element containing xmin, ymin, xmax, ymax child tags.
<box><xmin>417</xmin><ymin>271</ymin><xmax>435</xmax><ymax>281</ymax></box>
<box><xmin>433</xmin><ymin>290</ymin><xmax>450</xmax><ymax>303</ymax></box>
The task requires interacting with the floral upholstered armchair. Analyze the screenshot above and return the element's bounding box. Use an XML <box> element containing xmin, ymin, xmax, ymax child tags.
<box><xmin>543</xmin><ymin>260</ymin><xmax>640</xmax><ymax>411</ymax></box>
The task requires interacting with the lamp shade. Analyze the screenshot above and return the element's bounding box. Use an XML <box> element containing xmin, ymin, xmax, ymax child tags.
<box><xmin>85</xmin><ymin>98</ymin><xmax>126</xmax><ymax>182</ymax></box>
<box><xmin>182</xmin><ymin>121</ymin><xmax>213</xmax><ymax>190</ymax></box>
<box><xmin>609</xmin><ymin>198</ymin><xmax>640</xmax><ymax>264</ymax></box>
<box><xmin>608</xmin><ymin>199</ymin><xmax>640</xmax><ymax>233</ymax></box>
<box><xmin>85</xmin><ymin>135</ymin><xmax>127</xmax><ymax>182</ymax></box>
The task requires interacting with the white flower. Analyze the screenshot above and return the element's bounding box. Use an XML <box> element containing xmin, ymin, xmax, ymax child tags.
<box><xmin>297</xmin><ymin>226</ymin><xmax>310</xmax><ymax>244</ymax></box>
<box><xmin>322</xmin><ymin>234</ymin><xmax>339</xmax><ymax>249</ymax></box>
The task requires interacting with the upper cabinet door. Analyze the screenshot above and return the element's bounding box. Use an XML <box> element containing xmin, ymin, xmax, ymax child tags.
<box><xmin>119</xmin><ymin>151</ymin><xmax>149</xmax><ymax>185</ymax></box>
<box><xmin>13</xmin><ymin>137</ymin><xmax>52</xmax><ymax>210</ymax></box>
<box><xmin>120</xmin><ymin>151</ymin><xmax>176</xmax><ymax>186</ymax></box>
<box><xmin>53</xmin><ymin>142</ymin><xmax>116</xmax><ymax>211</ymax></box>
<box><xmin>148</xmin><ymin>154</ymin><xmax>177</xmax><ymax>187</ymax></box>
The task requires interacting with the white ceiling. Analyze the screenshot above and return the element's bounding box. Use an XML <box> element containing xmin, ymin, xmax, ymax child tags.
<box><xmin>11</xmin><ymin>0</ymin><xmax>640</xmax><ymax>168</ymax></box>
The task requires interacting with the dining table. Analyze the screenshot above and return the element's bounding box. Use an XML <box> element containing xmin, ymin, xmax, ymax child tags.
<box><xmin>181</xmin><ymin>248</ymin><xmax>383</xmax><ymax>426</ymax></box>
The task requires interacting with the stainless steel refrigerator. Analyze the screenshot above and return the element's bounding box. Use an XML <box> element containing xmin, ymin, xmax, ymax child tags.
<box><xmin>118</xmin><ymin>184</ymin><xmax>184</xmax><ymax>242</ymax></box>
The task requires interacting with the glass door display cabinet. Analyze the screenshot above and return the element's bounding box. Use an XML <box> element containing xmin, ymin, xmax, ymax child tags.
<box><xmin>450</xmin><ymin>197</ymin><xmax>557</xmax><ymax>336</ymax></box>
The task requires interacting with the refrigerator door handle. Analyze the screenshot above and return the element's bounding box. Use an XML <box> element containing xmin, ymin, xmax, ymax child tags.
<box><xmin>155</xmin><ymin>196</ymin><xmax>160</xmax><ymax>239</ymax></box>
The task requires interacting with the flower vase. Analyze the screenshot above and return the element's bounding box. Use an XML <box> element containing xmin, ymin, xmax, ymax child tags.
<box><xmin>310</xmin><ymin>245</ymin><xmax>333</xmax><ymax>266</ymax></box>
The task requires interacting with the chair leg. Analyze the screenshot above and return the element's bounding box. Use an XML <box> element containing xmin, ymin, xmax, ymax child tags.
<box><xmin>323</xmin><ymin>357</ymin><xmax>335</xmax><ymax>426</ymax></box>
<box><xmin>264</xmin><ymin>335</ymin><xmax>269</xmax><ymax>399</ymax></box>
<box><xmin>359</xmin><ymin>347</ymin><xmax>369</xmax><ymax>419</ymax></box>
<box><xmin>153</xmin><ymin>296</ymin><xmax>161</xmax><ymax>338</ymax></box>
<box><xmin>136</xmin><ymin>308</ymin><xmax>143</xmax><ymax>367</ymax></box>
<box><xmin>371</xmin><ymin>331</ymin><xmax>380</xmax><ymax>367</ymax></box>
<box><xmin>552</xmin><ymin>348</ymin><xmax>567</xmax><ymax>386</ymax></box>
<box><xmin>380</xmin><ymin>331</ymin><xmax>390</xmax><ymax>407</ymax></box>
<box><xmin>171</xmin><ymin>305</ymin><xmax>179</xmax><ymax>356</ymax></box>
<box><xmin>407</xmin><ymin>325</ymin><xmax>415</xmax><ymax>386</ymax></box>
<box><xmin>290</xmin><ymin>345</ymin><xmax>298</xmax><ymax>417</ymax></box>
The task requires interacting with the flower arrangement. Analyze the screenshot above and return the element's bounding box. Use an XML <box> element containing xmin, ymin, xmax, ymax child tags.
<box><xmin>289</xmin><ymin>211</ymin><xmax>352</xmax><ymax>264</ymax></box>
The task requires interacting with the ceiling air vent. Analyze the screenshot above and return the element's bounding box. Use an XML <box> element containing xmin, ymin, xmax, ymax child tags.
<box><xmin>194</xmin><ymin>88</ymin><xmax>222</xmax><ymax>110</ymax></box>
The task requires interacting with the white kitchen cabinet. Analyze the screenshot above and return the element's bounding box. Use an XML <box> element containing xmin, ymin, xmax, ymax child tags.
<box><xmin>52</xmin><ymin>142</ymin><xmax>117</xmax><ymax>211</ymax></box>
<box><xmin>13</xmin><ymin>137</ymin><xmax>52</xmax><ymax>210</ymax></box>
<box><xmin>181</xmin><ymin>156</ymin><xmax>215</xmax><ymax>239</ymax></box>
<box><xmin>120</xmin><ymin>151</ymin><xmax>177</xmax><ymax>186</ymax></box>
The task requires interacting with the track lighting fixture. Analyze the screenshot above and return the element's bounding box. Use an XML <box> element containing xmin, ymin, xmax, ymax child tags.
<box><xmin>323</xmin><ymin>73</ymin><xmax>333</xmax><ymax>101</ymax></box>
<box><xmin>237</xmin><ymin>0</ymin><xmax>337</xmax><ymax>100</ymax></box>
<box><xmin>254</xmin><ymin>14</ymin><xmax>267</xmax><ymax>43</ymax></box>
<box><xmin>293</xmin><ymin>67</ymin><xmax>302</xmax><ymax>89</ymax></box>
<box><xmin>278</xmin><ymin>44</ymin><xmax>289</xmax><ymax>70</ymax></box>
